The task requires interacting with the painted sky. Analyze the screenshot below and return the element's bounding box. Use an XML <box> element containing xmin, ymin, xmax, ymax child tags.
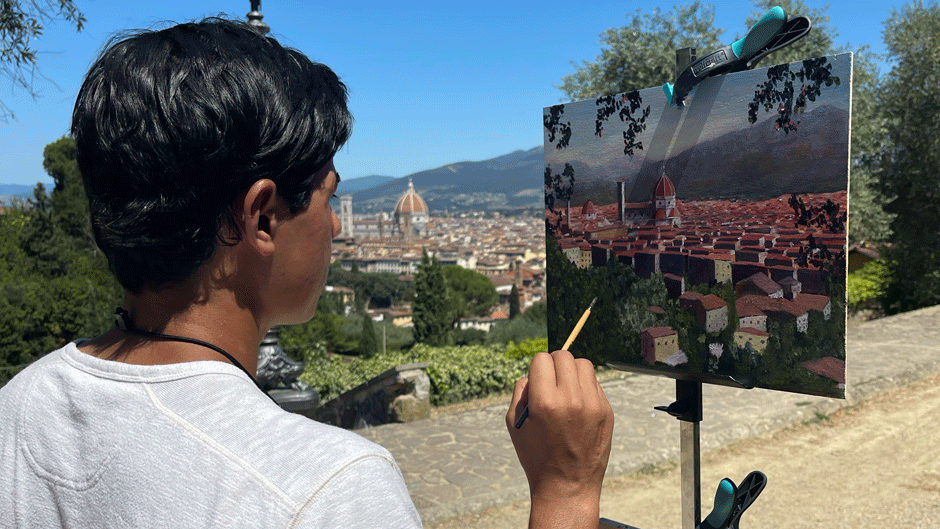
<box><xmin>543</xmin><ymin>53</ymin><xmax>853</xmax><ymax>200</ymax></box>
<box><xmin>0</xmin><ymin>1</ymin><xmax>901</xmax><ymax>187</ymax></box>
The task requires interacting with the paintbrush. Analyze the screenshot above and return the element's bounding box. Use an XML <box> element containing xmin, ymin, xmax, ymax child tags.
<box><xmin>515</xmin><ymin>296</ymin><xmax>597</xmax><ymax>429</ymax></box>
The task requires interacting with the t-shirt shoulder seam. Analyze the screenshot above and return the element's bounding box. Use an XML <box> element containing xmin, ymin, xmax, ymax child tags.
<box><xmin>288</xmin><ymin>453</ymin><xmax>400</xmax><ymax>529</ymax></box>
<box><xmin>142</xmin><ymin>384</ymin><xmax>298</xmax><ymax>510</ymax></box>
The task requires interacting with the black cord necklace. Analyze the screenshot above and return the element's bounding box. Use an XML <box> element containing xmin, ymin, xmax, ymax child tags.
<box><xmin>113</xmin><ymin>307</ymin><xmax>275</xmax><ymax>403</ymax></box>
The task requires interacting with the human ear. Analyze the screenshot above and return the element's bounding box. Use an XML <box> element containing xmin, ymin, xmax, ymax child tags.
<box><xmin>239</xmin><ymin>179</ymin><xmax>278</xmax><ymax>257</ymax></box>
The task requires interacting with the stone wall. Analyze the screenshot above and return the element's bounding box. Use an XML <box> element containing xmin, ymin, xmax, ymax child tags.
<box><xmin>315</xmin><ymin>362</ymin><xmax>431</xmax><ymax>429</ymax></box>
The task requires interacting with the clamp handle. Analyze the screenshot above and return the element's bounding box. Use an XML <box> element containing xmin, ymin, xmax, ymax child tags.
<box><xmin>665</xmin><ymin>6</ymin><xmax>812</xmax><ymax>106</ymax></box>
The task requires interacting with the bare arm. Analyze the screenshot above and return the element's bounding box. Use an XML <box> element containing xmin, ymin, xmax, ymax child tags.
<box><xmin>506</xmin><ymin>350</ymin><xmax>614</xmax><ymax>529</ymax></box>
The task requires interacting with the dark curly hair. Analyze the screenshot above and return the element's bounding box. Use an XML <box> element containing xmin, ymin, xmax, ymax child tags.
<box><xmin>71</xmin><ymin>18</ymin><xmax>352</xmax><ymax>293</ymax></box>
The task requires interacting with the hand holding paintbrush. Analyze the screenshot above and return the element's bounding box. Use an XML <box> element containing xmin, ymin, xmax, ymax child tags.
<box><xmin>515</xmin><ymin>296</ymin><xmax>596</xmax><ymax>428</ymax></box>
<box><xmin>505</xmin><ymin>296</ymin><xmax>613</xmax><ymax>529</ymax></box>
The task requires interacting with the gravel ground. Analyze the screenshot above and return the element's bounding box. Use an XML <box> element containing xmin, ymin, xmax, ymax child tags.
<box><xmin>429</xmin><ymin>367</ymin><xmax>940</xmax><ymax>529</ymax></box>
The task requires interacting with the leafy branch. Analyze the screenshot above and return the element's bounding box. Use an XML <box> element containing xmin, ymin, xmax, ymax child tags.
<box><xmin>595</xmin><ymin>91</ymin><xmax>651</xmax><ymax>156</ymax></box>
<box><xmin>747</xmin><ymin>57</ymin><xmax>840</xmax><ymax>134</ymax></box>
<box><xmin>543</xmin><ymin>104</ymin><xmax>572</xmax><ymax>150</ymax></box>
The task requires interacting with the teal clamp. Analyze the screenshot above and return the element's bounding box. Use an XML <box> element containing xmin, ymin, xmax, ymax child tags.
<box><xmin>697</xmin><ymin>478</ymin><xmax>736</xmax><ymax>529</ymax></box>
<box><xmin>664</xmin><ymin>5</ymin><xmax>813</xmax><ymax>107</ymax></box>
<box><xmin>696</xmin><ymin>471</ymin><xmax>767</xmax><ymax>529</ymax></box>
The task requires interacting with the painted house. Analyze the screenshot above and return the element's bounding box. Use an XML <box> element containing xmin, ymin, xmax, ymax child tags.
<box><xmin>641</xmin><ymin>326</ymin><xmax>679</xmax><ymax>364</ymax></box>
<box><xmin>792</xmin><ymin>293</ymin><xmax>832</xmax><ymax>320</ymax></box>
<box><xmin>802</xmin><ymin>357</ymin><xmax>846</xmax><ymax>390</ymax></box>
<box><xmin>762</xmin><ymin>298</ymin><xmax>809</xmax><ymax>333</ymax></box>
<box><xmin>778</xmin><ymin>276</ymin><xmax>802</xmax><ymax>300</ymax></box>
<box><xmin>734</xmin><ymin>327</ymin><xmax>770</xmax><ymax>353</ymax></box>
<box><xmin>735</xmin><ymin>272</ymin><xmax>784</xmax><ymax>298</ymax></box>
<box><xmin>736</xmin><ymin>295</ymin><xmax>769</xmax><ymax>332</ymax></box>
<box><xmin>679</xmin><ymin>292</ymin><xmax>728</xmax><ymax>333</ymax></box>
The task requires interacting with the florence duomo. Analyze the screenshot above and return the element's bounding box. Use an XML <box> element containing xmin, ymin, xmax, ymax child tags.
<box><xmin>338</xmin><ymin>178</ymin><xmax>430</xmax><ymax>242</ymax></box>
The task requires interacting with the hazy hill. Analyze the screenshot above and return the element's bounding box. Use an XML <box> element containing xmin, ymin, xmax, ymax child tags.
<box><xmin>349</xmin><ymin>147</ymin><xmax>544</xmax><ymax>214</ymax></box>
<box><xmin>566</xmin><ymin>104</ymin><xmax>850</xmax><ymax>207</ymax></box>
<box><xmin>0</xmin><ymin>184</ymin><xmax>35</xmax><ymax>205</ymax></box>
<box><xmin>339</xmin><ymin>175</ymin><xmax>395</xmax><ymax>194</ymax></box>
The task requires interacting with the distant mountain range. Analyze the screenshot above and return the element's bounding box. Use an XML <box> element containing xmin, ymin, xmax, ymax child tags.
<box><xmin>339</xmin><ymin>175</ymin><xmax>396</xmax><ymax>194</ymax></box>
<box><xmin>345</xmin><ymin>147</ymin><xmax>545</xmax><ymax>214</ymax></box>
<box><xmin>3</xmin><ymin>106</ymin><xmax>849</xmax><ymax>215</ymax></box>
<box><xmin>2</xmin><ymin>149</ymin><xmax>546</xmax><ymax>213</ymax></box>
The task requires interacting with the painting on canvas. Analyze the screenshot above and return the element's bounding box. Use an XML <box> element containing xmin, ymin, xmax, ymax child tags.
<box><xmin>544</xmin><ymin>53</ymin><xmax>851</xmax><ymax>398</ymax></box>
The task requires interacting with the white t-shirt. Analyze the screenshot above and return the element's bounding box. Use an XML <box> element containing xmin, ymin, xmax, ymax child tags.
<box><xmin>0</xmin><ymin>342</ymin><xmax>423</xmax><ymax>528</ymax></box>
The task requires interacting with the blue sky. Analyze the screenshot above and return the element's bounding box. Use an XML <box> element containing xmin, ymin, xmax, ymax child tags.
<box><xmin>0</xmin><ymin>0</ymin><xmax>899</xmax><ymax>187</ymax></box>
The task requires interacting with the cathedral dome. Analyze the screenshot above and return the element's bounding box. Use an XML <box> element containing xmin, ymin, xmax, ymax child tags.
<box><xmin>395</xmin><ymin>178</ymin><xmax>429</xmax><ymax>215</ymax></box>
<box><xmin>581</xmin><ymin>200</ymin><xmax>596</xmax><ymax>216</ymax></box>
<box><xmin>654</xmin><ymin>173</ymin><xmax>676</xmax><ymax>198</ymax></box>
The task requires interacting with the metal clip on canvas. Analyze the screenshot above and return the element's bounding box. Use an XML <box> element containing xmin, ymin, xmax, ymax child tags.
<box><xmin>664</xmin><ymin>6</ymin><xmax>813</xmax><ymax>107</ymax></box>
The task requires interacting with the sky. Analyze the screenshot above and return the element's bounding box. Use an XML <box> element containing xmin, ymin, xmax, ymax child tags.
<box><xmin>0</xmin><ymin>0</ymin><xmax>901</xmax><ymax>188</ymax></box>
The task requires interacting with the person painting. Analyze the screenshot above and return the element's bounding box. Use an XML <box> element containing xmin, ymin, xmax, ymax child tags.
<box><xmin>0</xmin><ymin>18</ymin><xmax>613</xmax><ymax>528</ymax></box>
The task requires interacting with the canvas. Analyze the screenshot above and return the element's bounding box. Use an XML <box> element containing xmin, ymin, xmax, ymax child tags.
<box><xmin>543</xmin><ymin>53</ymin><xmax>851</xmax><ymax>398</ymax></box>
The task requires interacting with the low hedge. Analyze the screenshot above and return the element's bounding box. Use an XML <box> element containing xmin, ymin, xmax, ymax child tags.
<box><xmin>298</xmin><ymin>340</ymin><xmax>544</xmax><ymax>406</ymax></box>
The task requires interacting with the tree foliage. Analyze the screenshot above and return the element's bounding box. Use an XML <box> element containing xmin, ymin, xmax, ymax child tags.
<box><xmin>558</xmin><ymin>1</ymin><xmax>724</xmax><ymax>101</ymax></box>
<box><xmin>509</xmin><ymin>283</ymin><xmax>520</xmax><ymax>319</ymax></box>
<box><xmin>1</xmin><ymin>0</ymin><xmax>85</xmax><ymax>119</ymax></box>
<box><xmin>0</xmin><ymin>137</ymin><xmax>123</xmax><ymax>386</ymax></box>
<box><xmin>486</xmin><ymin>300</ymin><xmax>548</xmax><ymax>345</ymax></box>
<box><xmin>441</xmin><ymin>264</ymin><xmax>498</xmax><ymax>324</ymax></box>
<box><xmin>358</xmin><ymin>314</ymin><xmax>379</xmax><ymax>358</ymax></box>
<box><xmin>872</xmin><ymin>1</ymin><xmax>940</xmax><ymax>314</ymax></box>
<box><xmin>413</xmin><ymin>249</ymin><xmax>450</xmax><ymax>346</ymax></box>
<box><xmin>848</xmin><ymin>48</ymin><xmax>893</xmax><ymax>245</ymax></box>
<box><xmin>327</xmin><ymin>261</ymin><xmax>413</xmax><ymax>309</ymax></box>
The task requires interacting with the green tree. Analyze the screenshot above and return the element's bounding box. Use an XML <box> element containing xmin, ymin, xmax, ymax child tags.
<box><xmin>442</xmin><ymin>264</ymin><xmax>498</xmax><ymax>325</ymax></box>
<box><xmin>873</xmin><ymin>1</ymin><xmax>940</xmax><ymax>314</ymax></box>
<box><xmin>1</xmin><ymin>0</ymin><xmax>85</xmax><ymax>119</ymax></box>
<box><xmin>848</xmin><ymin>51</ymin><xmax>892</xmax><ymax>246</ymax></box>
<box><xmin>0</xmin><ymin>138</ymin><xmax>123</xmax><ymax>386</ymax></box>
<box><xmin>43</xmin><ymin>137</ymin><xmax>93</xmax><ymax>247</ymax></box>
<box><xmin>358</xmin><ymin>314</ymin><xmax>379</xmax><ymax>358</ymax></box>
<box><xmin>509</xmin><ymin>283</ymin><xmax>520</xmax><ymax>319</ymax></box>
<box><xmin>558</xmin><ymin>1</ymin><xmax>724</xmax><ymax>101</ymax></box>
<box><xmin>327</xmin><ymin>261</ymin><xmax>413</xmax><ymax>310</ymax></box>
<box><xmin>413</xmin><ymin>249</ymin><xmax>449</xmax><ymax>346</ymax></box>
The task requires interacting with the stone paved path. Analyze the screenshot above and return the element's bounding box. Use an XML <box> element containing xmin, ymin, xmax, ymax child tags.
<box><xmin>357</xmin><ymin>306</ymin><xmax>940</xmax><ymax>525</ymax></box>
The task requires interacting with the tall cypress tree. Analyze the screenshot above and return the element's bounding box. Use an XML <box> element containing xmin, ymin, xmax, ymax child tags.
<box><xmin>509</xmin><ymin>283</ymin><xmax>520</xmax><ymax>319</ymax></box>
<box><xmin>413</xmin><ymin>249</ymin><xmax>449</xmax><ymax>345</ymax></box>
<box><xmin>358</xmin><ymin>314</ymin><xmax>379</xmax><ymax>358</ymax></box>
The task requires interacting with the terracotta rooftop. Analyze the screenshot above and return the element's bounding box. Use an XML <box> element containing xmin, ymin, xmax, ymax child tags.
<box><xmin>737</xmin><ymin>326</ymin><xmax>769</xmax><ymax>337</ymax></box>
<box><xmin>642</xmin><ymin>326</ymin><xmax>678</xmax><ymax>338</ymax></box>
<box><xmin>802</xmin><ymin>357</ymin><xmax>845</xmax><ymax>384</ymax></box>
